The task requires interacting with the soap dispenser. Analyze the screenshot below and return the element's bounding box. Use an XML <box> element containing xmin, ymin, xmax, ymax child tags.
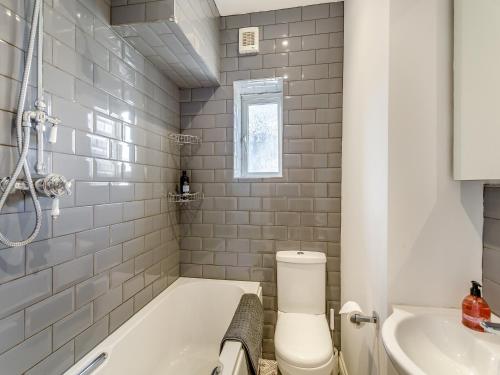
<box><xmin>462</xmin><ymin>281</ymin><xmax>491</xmax><ymax>332</ymax></box>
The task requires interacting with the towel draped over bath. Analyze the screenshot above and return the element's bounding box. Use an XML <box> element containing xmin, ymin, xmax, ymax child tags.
<box><xmin>220</xmin><ymin>293</ymin><xmax>264</xmax><ymax>375</ymax></box>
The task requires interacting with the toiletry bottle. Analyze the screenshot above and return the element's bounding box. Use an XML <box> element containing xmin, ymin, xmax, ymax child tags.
<box><xmin>180</xmin><ymin>171</ymin><xmax>190</xmax><ymax>195</ymax></box>
<box><xmin>462</xmin><ymin>281</ymin><xmax>491</xmax><ymax>332</ymax></box>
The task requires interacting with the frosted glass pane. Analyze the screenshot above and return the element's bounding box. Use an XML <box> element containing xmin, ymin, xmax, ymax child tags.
<box><xmin>247</xmin><ymin>103</ymin><xmax>279</xmax><ymax>173</ymax></box>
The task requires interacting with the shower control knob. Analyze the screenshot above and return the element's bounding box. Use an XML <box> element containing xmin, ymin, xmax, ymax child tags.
<box><xmin>49</xmin><ymin>125</ymin><xmax>58</xmax><ymax>144</ymax></box>
<box><xmin>35</xmin><ymin>174</ymin><xmax>72</xmax><ymax>198</ymax></box>
<box><xmin>51</xmin><ymin>198</ymin><xmax>60</xmax><ymax>219</ymax></box>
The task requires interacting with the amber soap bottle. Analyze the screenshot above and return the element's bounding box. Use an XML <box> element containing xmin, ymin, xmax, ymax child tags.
<box><xmin>462</xmin><ymin>281</ymin><xmax>491</xmax><ymax>332</ymax></box>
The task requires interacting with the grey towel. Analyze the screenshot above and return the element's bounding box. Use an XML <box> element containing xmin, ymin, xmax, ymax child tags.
<box><xmin>221</xmin><ymin>294</ymin><xmax>263</xmax><ymax>375</ymax></box>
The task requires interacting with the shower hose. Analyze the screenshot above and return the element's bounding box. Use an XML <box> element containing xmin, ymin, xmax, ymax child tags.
<box><xmin>0</xmin><ymin>0</ymin><xmax>44</xmax><ymax>247</ymax></box>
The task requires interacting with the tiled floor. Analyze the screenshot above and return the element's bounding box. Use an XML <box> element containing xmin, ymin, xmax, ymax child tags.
<box><xmin>259</xmin><ymin>359</ymin><xmax>278</xmax><ymax>375</ymax></box>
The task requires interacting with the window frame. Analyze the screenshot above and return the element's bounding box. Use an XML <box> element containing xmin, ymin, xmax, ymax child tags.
<box><xmin>234</xmin><ymin>78</ymin><xmax>284</xmax><ymax>179</ymax></box>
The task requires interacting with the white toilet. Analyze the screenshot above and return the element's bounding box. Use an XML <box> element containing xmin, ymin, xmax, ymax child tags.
<box><xmin>274</xmin><ymin>251</ymin><xmax>335</xmax><ymax>375</ymax></box>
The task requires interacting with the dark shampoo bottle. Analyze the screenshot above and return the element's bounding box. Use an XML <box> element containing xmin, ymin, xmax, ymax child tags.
<box><xmin>180</xmin><ymin>171</ymin><xmax>190</xmax><ymax>194</ymax></box>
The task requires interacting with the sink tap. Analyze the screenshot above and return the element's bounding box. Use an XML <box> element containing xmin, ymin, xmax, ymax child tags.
<box><xmin>480</xmin><ymin>321</ymin><xmax>500</xmax><ymax>334</ymax></box>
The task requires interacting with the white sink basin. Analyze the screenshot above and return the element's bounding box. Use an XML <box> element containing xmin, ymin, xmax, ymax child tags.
<box><xmin>382</xmin><ymin>305</ymin><xmax>500</xmax><ymax>375</ymax></box>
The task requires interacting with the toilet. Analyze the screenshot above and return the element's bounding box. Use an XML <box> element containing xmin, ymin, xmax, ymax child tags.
<box><xmin>274</xmin><ymin>251</ymin><xmax>335</xmax><ymax>375</ymax></box>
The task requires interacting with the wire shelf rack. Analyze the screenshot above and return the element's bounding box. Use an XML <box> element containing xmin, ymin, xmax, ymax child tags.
<box><xmin>168</xmin><ymin>133</ymin><xmax>201</xmax><ymax>146</ymax></box>
<box><xmin>167</xmin><ymin>192</ymin><xmax>204</xmax><ymax>204</ymax></box>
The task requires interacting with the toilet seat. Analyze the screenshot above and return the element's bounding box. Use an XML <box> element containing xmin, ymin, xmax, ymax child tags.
<box><xmin>275</xmin><ymin>353</ymin><xmax>334</xmax><ymax>375</ymax></box>
<box><xmin>274</xmin><ymin>312</ymin><xmax>333</xmax><ymax>370</ymax></box>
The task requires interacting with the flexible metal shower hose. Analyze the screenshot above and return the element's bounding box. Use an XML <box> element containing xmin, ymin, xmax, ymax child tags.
<box><xmin>0</xmin><ymin>0</ymin><xmax>44</xmax><ymax>247</ymax></box>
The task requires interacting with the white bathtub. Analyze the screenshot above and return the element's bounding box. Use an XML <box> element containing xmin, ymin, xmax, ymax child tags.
<box><xmin>65</xmin><ymin>278</ymin><xmax>262</xmax><ymax>375</ymax></box>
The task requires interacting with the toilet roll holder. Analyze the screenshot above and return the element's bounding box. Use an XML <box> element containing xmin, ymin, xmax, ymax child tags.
<box><xmin>340</xmin><ymin>301</ymin><xmax>378</xmax><ymax>326</ymax></box>
<box><xmin>350</xmin><ymin>312</ymin><xmax>378</xmax><ymax>325</ymax></box>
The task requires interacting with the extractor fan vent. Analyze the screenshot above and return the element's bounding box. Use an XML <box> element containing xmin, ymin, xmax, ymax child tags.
<box><xmin>239</xmin><ymin>27</ymin><xmax>259</xmax><ymax>55</ymax></box>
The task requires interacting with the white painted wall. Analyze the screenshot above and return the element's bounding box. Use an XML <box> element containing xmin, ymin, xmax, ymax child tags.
<box><xmin>387</xmin><ymin>0</ymin><xmax>483</xmax><ymax>309</ymax></box>
<box><xmin>454</xmin><ymin>0</ymin><xmax>500</xmax><ymax>180</ymax></box>
<box><xmin>341</xmin><ymin>0</ymin><xmax>390</xmax><ymax>374</ymax></box>
<box><xmin>214</xmin><ymin>0</ymin><xmax>341</xmax><ymax>16</ymax></box>
<box><xmin>342</xmin><ymin>0</ymin><xmax>484</xmax><ymax>374</ymax></box>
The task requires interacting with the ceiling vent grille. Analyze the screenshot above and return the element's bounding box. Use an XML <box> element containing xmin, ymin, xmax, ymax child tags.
<box><xmin>239</xmin><ymin>27</ymin><xmax>259</xmax><ymax>55</ymax></box>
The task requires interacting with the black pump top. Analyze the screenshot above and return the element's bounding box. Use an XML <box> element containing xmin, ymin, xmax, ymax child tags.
<box><xmin>470</xmin><ymin>281</ymin><xmax>482</xmax><ymax>297</ymax></box>
<box><xmin>182</xmin><ymin>171</ymin><xmax>187</xmax><ymax>176</ymax></box>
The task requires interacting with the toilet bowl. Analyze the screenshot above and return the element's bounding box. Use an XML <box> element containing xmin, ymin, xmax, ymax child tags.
<box><xmin>274</xmin><ymin>251</ymin><xmax>335</xmax><ymax>375</ymax></box>
<box><xmin>275</xmin><ymin>312</ymin><xmax>334</xmax><ymax>375</ymax></box>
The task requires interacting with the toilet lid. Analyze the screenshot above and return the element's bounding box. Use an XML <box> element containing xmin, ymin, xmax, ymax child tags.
<box><xmin>275</xmin><ymin>313</ymin><xmax>333</xmax><ymax>368</ymax></box>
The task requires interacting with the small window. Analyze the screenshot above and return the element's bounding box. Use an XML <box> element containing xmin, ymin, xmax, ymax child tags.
<box><xmin>234</xmin><ymin>78</ymin><xmax>283</xmax><ymax>179</ymax></box>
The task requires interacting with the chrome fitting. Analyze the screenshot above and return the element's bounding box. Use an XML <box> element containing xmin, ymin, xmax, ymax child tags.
<box><xmin>0</xmin><ymin>178</ymin><xmax>11</xmax><ymax>193</ymax></box>
<box><xmin>35</xmin><ymin>174</ymin><xmax>72</xmax><ymax>199</ymax></box>
<box><xmin>35</xmin><ymin>98</ymin><xmax>47</xmax><ymax>111</ymax></box>
<box><xmin>0</xmin><ymin>178</ymin><xmax>30</xmax><ymax>194</ymax></box>
<box><xmin>350</xmin><ymin>312</ymin><xmax>378</xmax><ymax>326</ymax></box>
<box><xmin>480</xmin><ymin>320</ymin><xmax>500</xmax><ymax>335</ymax></box>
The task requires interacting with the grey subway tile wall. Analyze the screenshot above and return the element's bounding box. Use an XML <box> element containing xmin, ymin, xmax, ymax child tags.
<box><xmin>483</xmin><ymin>186</ymin><xmax>500</xmax><ymax>314</ymax></box>
<box><xmin>111</xmin><ymin>0</ymin><xmax>221</xmax><ymax>88</ymax></box>
<box><xmin>0</xmin><ymin>0</ymin><xmax>181</xmax><ymax>372</ymax></box>
<box><xmin>180</xmin><ymin>3</ymin><xmax>343</xmax><ymax>358</ymax></box>
<box><xmin>0</xmin><ymin>0</ymin><xmax>343</xmax><ymax>371</ymax></box>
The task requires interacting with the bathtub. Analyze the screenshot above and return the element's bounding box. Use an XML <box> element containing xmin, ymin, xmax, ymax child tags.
<box><xmin>65</xmin><ymin>278</ymin><xmax>262</xmax><ymax>375</ymax></box>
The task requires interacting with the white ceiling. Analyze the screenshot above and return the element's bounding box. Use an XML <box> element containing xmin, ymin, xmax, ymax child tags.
<box><xmin>214</xmin><ymin>0</ymin><xmax>342</xmax><ymax>16</ymax></box>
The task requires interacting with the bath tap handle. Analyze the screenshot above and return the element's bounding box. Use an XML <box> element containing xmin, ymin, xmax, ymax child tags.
<box><xmin>77</xmin><ymin>352</ymin><xmax>107</xmax><ymax>375</ymax></box>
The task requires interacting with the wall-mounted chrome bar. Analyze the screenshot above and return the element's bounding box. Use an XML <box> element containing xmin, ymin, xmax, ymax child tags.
<box><xmin>350</xmin><ymin>312</ymin><xmax>378</xmax><ymax>325</ymax></box>
<box><xmin>77</xmin><ymin>352</ymin><xmax>107</xmax><ymax>375</ymax></box>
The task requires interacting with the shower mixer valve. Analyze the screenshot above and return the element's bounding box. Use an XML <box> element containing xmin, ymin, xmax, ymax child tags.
<box><xmin>0</xmin><ymin>174</ymin><xmax>72</xmax><ymax>219</ymax></box>
<box><xmin>35</xmin><ymin>174</ymin><xmax>72</xmax><ymax>219</ymax></box>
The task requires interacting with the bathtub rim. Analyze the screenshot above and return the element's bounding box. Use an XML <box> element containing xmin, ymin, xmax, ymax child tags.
<box><xmin>65</xmin><ymin>277</ymin><xmax>262</xmax><ymax>375</ymax></box>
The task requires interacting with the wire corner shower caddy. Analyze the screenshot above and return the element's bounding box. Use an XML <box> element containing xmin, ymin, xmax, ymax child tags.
<box><xmin>167</xmin><ymin>192</ymin><xmax>205</xmax><ymax>204</ymax></box>
<box><xmin>168</xmin><ymin>133</ymin><xmax>202</xmax><ymax>146</ymax></box>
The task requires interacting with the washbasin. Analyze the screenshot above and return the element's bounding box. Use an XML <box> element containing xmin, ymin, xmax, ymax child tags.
<box><xmin>382</xmin><ymin>305</ymin><xmax>500</xmax><ymax>375</ymax></box>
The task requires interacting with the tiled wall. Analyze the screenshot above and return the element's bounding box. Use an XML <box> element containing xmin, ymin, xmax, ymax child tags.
<box><xmin>0</xmin><ymin>0</ymin><xmax>181</xmax><ymax>373</ymax></box>
<box><xmin>179</xmin><ymin>3</ymin><xmax>344</xmax><ymax>357</ymax></box>
<box><xmin>111</xmin><ymin>0</ymin><xmax>221</xmax><ymax>88</ymax></box>
<box><xmin>110</xmin><ymin>0</ymin><xmax>173</xmax><ymax>23</ymax></box>
<box><xmin>483</xmin><ymin>186</ymin><xmax>500</xmax><ymax>314</ymax></box>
